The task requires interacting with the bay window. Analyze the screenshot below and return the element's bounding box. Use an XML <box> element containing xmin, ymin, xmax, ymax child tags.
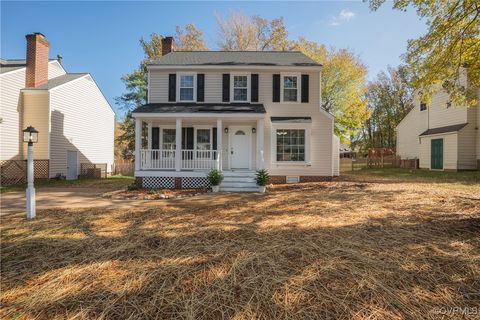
<box><xmin>276</xmin><ymin>129</ymin><xmax>305</xmax><ymax>161</ymax></box>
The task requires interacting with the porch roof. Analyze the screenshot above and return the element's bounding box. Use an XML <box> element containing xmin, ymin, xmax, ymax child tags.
<box><xmin>419</xmin><ymin>123</ymin><xmax>467</xmax><ymax>136</ymax></box>
<box><xmin>133</xmin><ymin>103</ymin><xmax>266</xmax><ymax>114</ymax></box>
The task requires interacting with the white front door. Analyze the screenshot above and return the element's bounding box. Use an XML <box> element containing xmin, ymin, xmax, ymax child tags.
<box><xmin>230</xmin><ymin>126</ymin><xmax>251</xmax><ymax>169</ymax></box>
<box><xmin>67</xmin><ymin>150</ymin><xmax>78</xmax><ymax>180</ymax></box>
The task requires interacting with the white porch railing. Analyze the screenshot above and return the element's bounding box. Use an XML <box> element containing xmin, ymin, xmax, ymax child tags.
<box><xmin>141</xmin><ymin>149</ymin><xmax>176</xmax><ymax>169</ymax></box>
<box><xmin>140</xmin><ymin>149</ymin><xmax>220</xmax><ymax>170</ymax></box>
<box><xmin>181</xmin><ymin>150</ymin><xmax>219</xmax><ymax>170</ymax></box>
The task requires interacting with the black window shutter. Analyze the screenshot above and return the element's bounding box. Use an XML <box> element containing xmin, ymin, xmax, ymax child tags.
<box><xmin>168</xmin><ymin>74</ymin><xmax>176</xmax><ymax>102</ymax></box>
<box><xmin>197</xmin><ymin>74</ymin><xmax>205</xmax><ymax>102</ymax></box>
<box><xmin>212</xmin><ymin>128</ymin><xmax>217</xmax><ymax>150</ymax></box>
<box><xmin>186</xmin><ymin>127</ymin><xmax>194</xmax><ymax>150</ymax></box>
<box><xmin>152</xmin><ymin>127</ymin><xmax>160</xmax><ymax>149</ymax></box>
<box><xmin>272</xmin><ymin>74</ymin><xmax>280</xmax><ymax>102</ymax></box>
<box><xmin>301</xmin><ymin>74</ymin><xmax>309</xmax><ymax>103</ymax></box>
<box><xmin>222</xmin><ymin>74</ymin><xmax>230</xmax><ymax>102</ymax></box>
<box><xmin>251</xmin><ymin>74</ymin><xmax>259</xmax><ymax>102</ymax></box>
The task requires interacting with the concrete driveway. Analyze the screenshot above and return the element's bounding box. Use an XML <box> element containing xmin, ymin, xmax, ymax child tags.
<box><xmin>0</xmin><ymin>187</ymin><xmax>156</xmax><ymax>216</ymax></box>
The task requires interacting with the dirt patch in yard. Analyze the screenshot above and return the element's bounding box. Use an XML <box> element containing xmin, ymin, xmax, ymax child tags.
<box><xmin>1</xmin><ymin>180</ymin><xmax>479</xmax><ymax>319</ymax></box>
<box><xmin>105</xmin><ymin>188</ymin><xmax>211</xmax><ymax>200</ymax></box>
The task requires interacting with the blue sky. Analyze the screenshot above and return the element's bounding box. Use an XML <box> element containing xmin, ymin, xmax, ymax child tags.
<box><xmin>1</xmin><ymin>1</ymin><xmax>427</xmax><ymax>117</ymax></box>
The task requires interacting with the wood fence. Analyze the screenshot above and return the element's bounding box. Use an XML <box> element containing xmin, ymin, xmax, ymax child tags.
<box><xmin>0</xmin><ymin>160</ymin><xmax>49</xmax><ymax>185</ymax></box>
<box><xmin>113</xmin><ymin>160</ymin><xmax>134</xmax><ymax>176</ymax></box>
<box><xmin>340</xmin><ymin>155</ymin><xmax>401</xmax><ymax>173</ymax></box>
<box><xmin>80</xmin><ymin>163</ymin><xmax>108</xmax><ymax>179</ymax></box>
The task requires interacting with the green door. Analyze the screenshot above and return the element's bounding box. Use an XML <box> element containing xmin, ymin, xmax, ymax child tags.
<box><xmin>431</xmin><ymin>139</ymin><xmax>443</xmax><ymax>170</ymax></box>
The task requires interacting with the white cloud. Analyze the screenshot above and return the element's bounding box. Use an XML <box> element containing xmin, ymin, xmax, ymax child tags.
<box><xmin>329</xmin><ymin>9</ymin><xmax>356</xmax><ymax>27</ymax></box>
<box><xmin>340</xmin><ymin>9</ymin><xmax>355</xmax><ymax>21</ymax></box>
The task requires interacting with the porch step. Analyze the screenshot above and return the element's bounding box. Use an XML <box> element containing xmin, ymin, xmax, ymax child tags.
<box><xmin>221</xmin><ymin>187</ymin><xmax>260</xmax><ymax>192</ymax></box>
<box><xmin>219</xmin><ymin>171</ymin><xmax>258</xmax><ymax>192</ymax></box>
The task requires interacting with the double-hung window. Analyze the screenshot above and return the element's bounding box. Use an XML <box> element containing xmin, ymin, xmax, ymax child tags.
<box><xmin>196</xmin><ymin>128</ymin><xmax>211</xmax><ymax>158</ymax></box>
<box><xmin>282</xmin><ymin>75</ymin><xmax>299</xmax><ymax>102</ymax></box>
<box><xmin>161</xmin><ymin>128</ymin><xmax>176</xmax><ymax>158</ymax></box>
<box><xmin>231</xmin><ymin>74</ymin><xmax>249</xmax><ymax>102</ymax></box>
<box><xmin>276</xmin><ymin>129</ymin><xmax>305</xmax><ymax>162</ymax></box>
<box><xmin>178</xmin><ymin>74</ymin><xmax>195</xmax><ymax>101</ymax></box>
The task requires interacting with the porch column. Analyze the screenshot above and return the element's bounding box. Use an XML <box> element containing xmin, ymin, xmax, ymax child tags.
<box><xmin>256</xmin><ymin>119</ymin><xmax>265</xmax><ymax>169</ymax></box>
<box><xmin>135</xmin><ymin>118</ymin><xmax>142</xmax><ymax>171</ymax></box>
<box><xmin>175</xmin><ymin>118</ymin><xmax>182</xmax><ymax>171</ymax></box>
<box><xmin>147</xmin><ymin>122</ymin><xmax>152</xmax><ymax>149</ymax></box>
<box><xmin>216</xmin><ymin>119</ymin><xmax>222</xmax><ymax>170</ymax></box>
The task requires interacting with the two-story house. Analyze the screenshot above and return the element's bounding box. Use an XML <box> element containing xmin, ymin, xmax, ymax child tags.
<box><xmin>396</xmin><ymin>72</ymin><xmax>479</xmax><ymax>171</ymax></box>
<box><xmin>132</xmin><ymin>37</ymin><xmax>339</xmax><ymax>191</ymax></box>
<box><xmin>0</xmin><ymin>33</ymin><xmax>115</xmax><ymax>181</ymax></box>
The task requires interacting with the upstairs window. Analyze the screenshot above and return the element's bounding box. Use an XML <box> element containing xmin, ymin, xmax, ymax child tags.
<box><xmin>178</xmin><ymin>74</ymin><xmax>195</xmax><ymax>101</ymax></box>
<box><xmin>282</xmin><ymin>75</ymin><xmax>299</xmax><ymax>102</ymax></box>
<box><xmin>231</xmin><ymin>74</ymin><xmax>249</xmax><ymax>102</ymax></box>
<box><xmin>420</xmin><ymin>102</ymin><xmax>427</xmax><ymax>111</ymax></box>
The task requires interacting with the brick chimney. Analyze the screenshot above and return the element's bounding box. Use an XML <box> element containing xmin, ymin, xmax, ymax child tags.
<box><xmin>161</xmin><ymin>36</ymin><xmax>175</xmax><ymax>56</ymax></box>
<box><xmin>25</xmin><ymin>33</ymin><xmax>50</xmax><ymax>88</ymax></box>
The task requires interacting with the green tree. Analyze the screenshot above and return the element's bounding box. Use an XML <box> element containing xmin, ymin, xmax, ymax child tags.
<box><xmin>216</xmin><ymin>11</ymin><xmax>290</xmax><ymax>51</ymax></box>
<box><xmin>293</xmin><ymin>38</ymin><xmax>370</xmax><ymax>141</ymax></box>
<box><xmin>368</xmin><ymin>0</ymin><xmax>480</xmax><ymax>105</ymax></box>
<box><xmin>116</xmin><ymin>29</ymin><xmax>208</xmax><ymax>158</ymax></box>
<box><xmin>354</xmin><ymin>65</ymin><xmax>413</xmax><ymax>151</ymax></box>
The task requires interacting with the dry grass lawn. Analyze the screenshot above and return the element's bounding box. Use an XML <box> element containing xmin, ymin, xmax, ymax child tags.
<box><xmin>1</xmin><ymin>178</ymin><xmax>479</xmax><ymax>319</ymax></box>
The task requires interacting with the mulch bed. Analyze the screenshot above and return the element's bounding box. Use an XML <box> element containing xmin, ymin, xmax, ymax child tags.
<box><xmin>107</xmin><ymin>188</ymin><xmax>211</xmax><ymax>200</ymax></box>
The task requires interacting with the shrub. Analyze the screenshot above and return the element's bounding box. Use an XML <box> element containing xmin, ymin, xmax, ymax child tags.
<box><xmin>127</xmin><ymin>183</ymin><xmax>140</xmax><ymax>191</ymax></box>
<box><xmin>255</xmin><ymin>169</ymin><xmax>270</xmax><ymax>186</ymax></box>
<box><xmin>207</xmin><ymin>169</ymin><xmax>224</xmax><ymax>186</ymax></box>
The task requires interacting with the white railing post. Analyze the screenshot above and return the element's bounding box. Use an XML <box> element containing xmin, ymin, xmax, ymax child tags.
<box><xmin>256</xmin><ymin>119</ymin><xmax>265</xmax><ymax>169</ymax></box>
<box><xmin>216</xmin><ymin>119</ymin><xmax>222</xmax><ymax>171</ymax></box>
<box><xmin>135</xmin><ymin>118</ymin><xmax>142</xmax><ymax>171</ymax></box>
<box><xmin>175</xmin><ymin>118</ymin><xmax>182</xmax><ymax>171</ymax></box>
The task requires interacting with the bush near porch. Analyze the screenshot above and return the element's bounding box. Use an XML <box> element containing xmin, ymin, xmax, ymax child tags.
<box><xmin>1</xmin><ymin>177</ymin><xmax>479</xmax><ymax>319</ymax></box>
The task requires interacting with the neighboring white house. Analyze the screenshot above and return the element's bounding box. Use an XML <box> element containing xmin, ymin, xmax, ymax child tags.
<box><xmin>0</xmin><ymin>33</ymin><xmax>115</xmax><ymax>180</ymax></box>
<box><xmin>396</xmin><ymin>74</ymin><xmax>479</xmax><ymax>171</ymax></box>
<box><xmin>132</xmin><ymin>37</ymin><xmax>338</xmax><ymax>191</ymax></box>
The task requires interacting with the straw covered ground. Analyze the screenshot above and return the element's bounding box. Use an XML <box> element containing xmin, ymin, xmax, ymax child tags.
<box><xmin>1</xmin><ymin>178</ymin><xmax>479</xmax><ymax>319</ymax></box>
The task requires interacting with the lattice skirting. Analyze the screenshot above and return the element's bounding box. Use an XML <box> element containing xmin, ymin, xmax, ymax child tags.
<box><xmin>139</xmin><ymin>176</ymin><xmax>210</xmax><ymax>189</ymax></box>
<box><xmin>181</xmin><ymin>177</ymin><xmax>210</xmax><ymax>189</ymax></box>
<box><xmin>142</xmin><ymin>177</ymin><xmax>176</xmax><ymax>189</ymax></box>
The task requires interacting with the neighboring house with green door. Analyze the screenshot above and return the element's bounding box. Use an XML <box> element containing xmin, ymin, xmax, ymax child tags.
<box><xmin>396</xmin><ymin>70</ymin><xmax>480</xmax><ymax>171</ymax></box>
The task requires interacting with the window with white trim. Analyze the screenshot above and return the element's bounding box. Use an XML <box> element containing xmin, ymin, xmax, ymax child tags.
<box><xmin>179</xmin><ymin>74</ymin><xmax>195</xmax><ymax>101</ymax></box>
<box><xmin>162</xmin><ymin>129</ymin><xmax>176</xmax><ymax>150</ymax></box>
<box><xmin>276</xmin><ymin>129</ymin><xmax>305</xmax><ymax>161</ymax></box>
<box><xmin>196</xmin><ymin>129</ymin><xmax>211</xmax><ymax>150</ymax></box>
<box><xmin>283</xmin><ymin>75</ymin><xmax>299</xmax><ymax>102</ymax></box>
<box><xmin>231</xmin><ymin>74</ymin><xmax>249</xmax><ymax>102</ymax></box>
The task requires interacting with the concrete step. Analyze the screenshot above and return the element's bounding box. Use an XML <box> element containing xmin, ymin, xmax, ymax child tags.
<box><xmin>220</xmin><ymin>187</ymin><xmax>260</xmax><ymax>192</ymax></box>
<box><xmin>220</xmin><ymin>181</ymin><xmax>258</xmax><ymax>188</ymax></box>
<box><xmin>222</xmin><ymin>177</ymin><xmax>256</xmax><ymax>183</ymax></box>
<box><xmin>222</xmin><ymin>171</ymin><xmax>255</xmax><ymax>177</ymax></box>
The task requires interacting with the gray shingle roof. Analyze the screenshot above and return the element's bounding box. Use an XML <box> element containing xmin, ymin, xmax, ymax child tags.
<box><xmin>419</xmin><ymin>123</ymin><xmax>468</xmax><ymax>136</ymax></box>
<box><xmin>148</xmin><ymin>51</ymin><xmax>320</xmax><ymax>67</ymax></box>
<box><xmin>23</xmin><ymin>73</ymin><xmax>88</xmax><ymax>90</ymax></box>
<box><xmin>0</xmin><ymin>58</ymin><xmax>57</xmax><ymax>74</ymax></box>
<box><xmin>133</xmin><ymin>103</ymin><xmax>266</xmax><ymax>114</ymax></box>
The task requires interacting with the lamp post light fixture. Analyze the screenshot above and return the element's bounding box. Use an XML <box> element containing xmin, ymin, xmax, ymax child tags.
<box><xmin>23</xmin><ymin>126</ymin><xmax>38</xmax><ymax>219</ymax></box>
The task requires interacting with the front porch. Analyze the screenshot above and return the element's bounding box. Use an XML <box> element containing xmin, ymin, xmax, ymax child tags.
<box><xmin>133</xmin><ymin>114</ymin><xmax>265</xmax><ymax>188</ymax></box>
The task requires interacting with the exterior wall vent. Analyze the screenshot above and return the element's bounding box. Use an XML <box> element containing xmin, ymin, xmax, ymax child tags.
<box><xmin>286</xmin><ymin>176</ymin><xmax>299</xmax><ymax>184</ymax></box>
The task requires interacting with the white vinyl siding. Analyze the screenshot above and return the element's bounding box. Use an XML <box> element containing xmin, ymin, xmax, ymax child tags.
<box><xmin>0</xmin><ymin>68</ymin><xmax>26</xmax><ymax>160</ymax></box>
<box><xmin>396</xmin><ymin>102</ymin><xmax>428</xmax><ymax>160</ymax></box>
<box><xmin>48</xmin><ymin>60</ymin><xmax>67</xmax><ymax>79</ymax></box>
<box><xmin>49</xmin><ymin>75</ymin><xmax>114</xmax><ymax>178</ymax></box>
